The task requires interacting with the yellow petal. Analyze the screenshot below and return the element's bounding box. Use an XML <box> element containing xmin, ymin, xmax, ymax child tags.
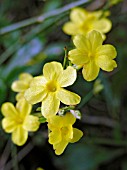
<box><xmin>48</xmin><ymin>115</ymin><xmax>64</xmax><ymax>129</ymax></box>
<box><xmin>73</xmin><ymin>34</ymin><xmax>91</xmax><ymax>50</ymax></box>
<box><xmin>93</xmin><ymin>18</ymin><xmax>112</xmax><ymax>33</ymax></box>
<box><xmin>87</xmin><ymin>30</ymin><xmax>103</xmax><ymax>50</ymax></box>
<box><xmin>43</xmin><ymin>62</ymin><xmax>63</xmax><ymax>81</ymax></box>
<box><xmin>48</xmin><ymin>113</ymin><xmax>76</xmax><ymax>128</ymax></box>
<box><xmin>11</xmin><ymin>81</ymin><xmax>29</xmax><ymax>92</ymax></box>
<box><xmin>70</xmin><ymin>128</ymin><xmax>83</xmax><ymax>143</ymax></box>
<box><xmin>2</xmin><ymin>118</ymin><xmax>17</xmax><ymax>133</ymax></box>
<box><xmin>62</xmin><ymin>112</ymin><xmax>76</xmax><ymax>126</ymax></box>
<box><xmin>23</xmin><ymin>115</ymin><xmax>40</xmax><ymax>131</ymax></box>
<box><xmin>24</xmin><ymin>87</ymin><xmax>47</xmax><ymax>104</ymax></box>
<box><xmin>53</xmin><ymin>140</ymin><xmax>68</xmax><ymax>155</ymax></box>
<box><xmin>30</xmin><ymin>76</ymin><xmax>47</xmax><ymax>87</ymax></box>
<box><xmin>96</xmin><ymin>55</ymin><xmax>117</xmax><ymax>71</ymax></box>
<box><xmin>96</xmin><ymin>44</ymin><xmax>117</xmax><ymax>59</ymax></box>
<box><xmin>1</xmin><ymin>102</ymin><xmax>18</xmax><ymax>118</ymax></box>
<box><xmin>19</xmin><ymin>73</ymin><xmax>33</xmax><ymax>82</ymax></box>
<box><xmin>48</xmin><ymin>129</ymin><xmax>61</xmax><ymax>144</ymax></box>
<box><xmin>58</xmin><ymin>66</ymin><xmax>77</xmax><ymax>87</ymax></box>
<box><xmin>68</xmin><ymin>49</ymin><xmax>89</xmax><ymax>65</ymax></box>
<box><xmin>62</xmin><ymin>22</ymin><xmax>79</xmax><ymax>35</ymax></box>
<box><xmin>41</xmin><ymin>93</ymin><xmax>60</xmax><ymax>118</ymax></box>
<box><xmin>16</xmin><ymin>99</ymin><xmax>32</xmax><ymax>118</ymax></box>
<box><xmin>12</xmin><ymin>126</ymin><xmax>28</xmax><ymax>146</ymax></box>
<box><xmin>57</xmin><ymin>88</ymin><xmax>81</xmax><ymax>105</ymax></box>
<box><xmin>70</xmin><ymin>8</ymin><xmax>87</xmax><ymax>24</ymax></box>
<box><xmin>82</xmin><ymin>60</ymin><xmax>100</xmax><ymax>81</ymax></box>
<box><xmin>16</xmin><ymin>92</ymin><xmax>25</xmax><ymax>101</ymax></box>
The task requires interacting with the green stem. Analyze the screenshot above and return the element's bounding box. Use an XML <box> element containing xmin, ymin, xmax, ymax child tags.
<box><xmin>63</xmin><ymin>46</ymin><xmax>68</xmax><ymax>69</ymax></box>
<box><xmin>0</xmin><ymin>0</ymin><xmax>89</xmax><ymax>35</ymax></box>
<box><xmin>77</xmin><ymin>91</ymin><xmax>93</xmax><ymax>109</ymax></box>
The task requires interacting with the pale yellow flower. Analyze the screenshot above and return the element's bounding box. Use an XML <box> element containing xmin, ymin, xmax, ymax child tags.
<box><xmin>68</xmin><ymin>30</ymin><xmax>117</xmax><ymax>81</ymax></box>
<box><xmin>24</xmin><ymin>62</ymin><xmax>81</xmax><ymax>118</ymax></box>
<box><xmin>1</xmin><ymin>99</ymin><xmax>40</xmax><ymax>146</ymax></box>
<box><xmin>11</xmin><ymin>73</ymin><xmax>33</xmax><ymax>101</ymax></box>
<box><xmin>63</xmin><ymin>8</ymin><xmax>112</xmax><ymax>39</ymax></box>
<box><xmin>48</xmin><ymin>112</ymin><xmax>83</xmax><ymax>155</ymax></box>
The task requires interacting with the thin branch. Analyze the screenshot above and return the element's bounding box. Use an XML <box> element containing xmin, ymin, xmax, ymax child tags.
<box><xmin>0</xmin><ymin>140</ymin><xmax>11</xmax><ymax>170</ymax></box>
<box><xmin>2</xmin><ymin>142</ymin><xmax>34</xmax><ymax>170</ymax></box>
<box><xmin>82</xmin><ymin>115</ymin><xmax>118</xmax><ymax>128</ymax></box>
<box><xmin>0</xmin><ymin>0</ymin><xmax>89</xmax><ymax>35</ymax></box>
<box><xmin>0</xmin><ymin>16</ymin><xmax>62</xmax><ymax>65</ymax></box>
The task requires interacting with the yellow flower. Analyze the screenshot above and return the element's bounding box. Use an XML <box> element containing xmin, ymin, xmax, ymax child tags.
<box><xmin>68</xmin><ymin>30</ymin><xmax>117</xmax><ymax>81</ymax></box>
<box><xmin>24</xmin><ymin>62</ymin><xmax>81</xmax><ymax>118</ymax></box>
<box><xmin>1</xmin><ymin>99</ymin><xmax>40</xmax><ymax>146</ymax></box>
<box><xmin>47</xmin><ymin>112</ymin><xmax>83</xmax><ymax>155</ymax></box>
<box><xmin>36</xmin><ymin>168</ymin><xmax>44</xmax><ymax>170</ymax></box>
<box><xmin>63</xmin><ymin>8</ymin><xmax>112</xmax><ymax>38</ymax></box>
<box><xmin>11</xmin><ymin>73</ymin><xmax>33</xmax><ymax>101</ymax></box>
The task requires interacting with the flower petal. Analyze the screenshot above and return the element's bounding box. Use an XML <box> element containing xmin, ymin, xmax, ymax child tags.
<box><xmin>16</xmin><ymin>92</ymin><xmax>24</xmax><ymax>101</ymax></box>
<box><xmin>53</xmin><ymin>140</ymin><xmax>68</xmax><ymax>155</ymax></box>
<box><xmin>87</xmin><ymin>30</ymin><xmax>103</xmax><ymax>50</ymax></box>
<box><xmin>69</xmin><ymin>128</ymin><xmax>83</xmax><ymax>143</ymax></box>
<box><xmin>43</xmin><ymin>62</ymin><xmax>63</xmax><ymax>81</ymax></box>
<box><xmin>57</xmin><ymin>88</ymin><xmax>81</xmax><ymax>105</ymax></box>
<box><xmin>93</xmin><ymin>18</ymin><xmax>112</xmax><ymax>33</ymax></box>
<box><xmin>11</xmin><ymin>81</ymin><xmax>29</xmax><ymax>92</ymax></box>
<box><xmin>2</xmin><ymin>118</ymin><xmax>17</xmax><ymax>133</ymax></box>
<box><xmin>62</xmin><ymin>112</ymin><xmax>76</xmax><ymax>126</ymax></box>
<box><xmin>12</xmin><ymin>126</ymin><xmax>28</xmax><ymax>146</ymax></box>
<box><xmin>96</xmin><ymin>55</ymin><xmax>117</xmax><ymax>71</ymax></box>
<box><xmin>1</xmin><ymin>102</ymin><xmax>18</xmax><ymax>118</ymax></box>
<box><xmin>68</xmin><ymin>49</ymin><xmax>89</xmax><ymax>65</ymax></box>
<box><xmin>62</xmin><ymin>22</ymin><xmax>79</xmax><ymax>35</ymax></box>
<box><xmin>58</xmin><ymin>66</ymin><xmax>77</xmax><ymax>87</ymax></box>
<box><xmin>48</xmin><ymin>129</ymin><xmax>61</xmax><ymax>144</ymax></box>
<box><xmin>16</xmin><ymin>99</ymin><xmax>32</xmax><ymax>118</ymax></box>
<box><xmin>48</xmin><ymin>113</ymin><xmax>76</xmax><ymax>128</ymax></box>
<box><xmin>19</xmin><ymin>73</ymin><xmax>33</xmax><ymax>82</ymax></box>
<box><xmin>73</xmin><ymin>34</ymin><xmax>91</xmax><ymax>50</ymax></box>
<box><xmin>82</xmin><ymin>60</ymin><xmax>100</xmax><ymax>81</ymax></box>
<box><xmin>30</xmin><ymin>76</ymin><xmax>47</xmax><ymax>87</ymax></box>
<box><xmin>23</xmin><ymin>115</ymin><xmax>40</xmax><ymax>131</ymax></box>
<box><xmin>41</xmin><ymin>93</ymin><xmax>60</xmax><ymax>118</ymax></box>
<box><xmin>24</xmin><ymin>87</ymin><xmax>47</xmax><ymax>104</ymax></box>
<box><xmin>96</xmin><ymin>44</ymin><xmax>117</xmax><ymax>59</ymax></box>
<box><xmin>70</xmin><ymin>8</ymin><xmax>87</xmax><ymax>24</ymax></box>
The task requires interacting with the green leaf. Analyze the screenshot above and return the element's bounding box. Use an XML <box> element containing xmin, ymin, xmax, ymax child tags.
<box><xmin>39</xmin><ymin>117</ymin><xmax>47</xmax><ymax>123</ymax></box>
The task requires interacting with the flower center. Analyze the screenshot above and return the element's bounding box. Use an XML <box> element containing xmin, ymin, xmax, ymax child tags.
<box><xmin>61</xmin><ymin>127</ymin><xmax>69</xmax><ymax>136</ymax></box>
<box><xmin>16</xmin><ymin>117</ymin><xmax>23</xmax><ymax>124</ymax></box>
<box><xmin>46</xmin><ymin>81</ymin><xmax>58</xmax><ymax>92</ymax></box>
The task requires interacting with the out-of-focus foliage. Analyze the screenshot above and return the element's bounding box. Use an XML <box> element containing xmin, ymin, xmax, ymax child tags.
<box><xmin>0</xmin><ymin>0</ymin><xmax>127</xmax><ymax>170</ymax></box>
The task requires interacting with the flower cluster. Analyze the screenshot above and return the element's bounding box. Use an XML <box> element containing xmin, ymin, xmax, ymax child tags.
<box><xmin>1</xmin><ymin>7</ymin><xmax>117</xmax><ymax>155</ymax></box>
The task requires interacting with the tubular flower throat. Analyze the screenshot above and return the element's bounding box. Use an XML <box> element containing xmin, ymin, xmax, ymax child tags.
<box><xmin>1</xmin><ymin>99</ymin><xmax>40</xmax><ymax>146</ymax></box>
<box><xmin>24</xmin><ymin>61</ymin><xmax>81</xmax><ymax>118</ymax></box>
<box><xmin>63</xmin><ymin>7</ymin><xmax>112</xmax><ymax>39</ymax></box>
<box><xmin>11</xmin><ymin>73</ymin><xmax>33</xmax><ymax>101</ymax></box>
<box><xmin>68</xmin><ymin>30</ymin><xmax>117</xmax><ymax>81</ymax></box>
<box><xmin>47</xmin><ymin>112</ymin><xmax>83</xmax><ymax>155</ymax></box>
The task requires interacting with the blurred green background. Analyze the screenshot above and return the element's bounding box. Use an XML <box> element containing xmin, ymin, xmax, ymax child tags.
<box><xmin>0</xmin><ymin>0</ymin><xmax>127</xmax><ymax>170</ymax></box>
